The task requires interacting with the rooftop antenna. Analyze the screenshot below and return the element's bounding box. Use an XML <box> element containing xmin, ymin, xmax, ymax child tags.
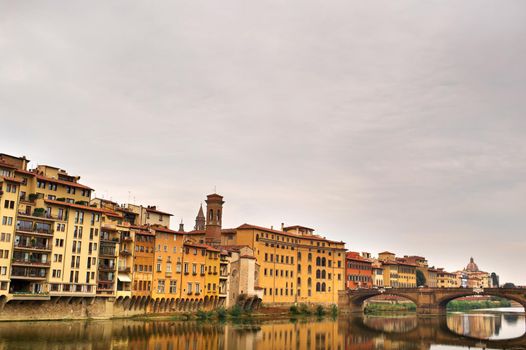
<box><xmin>214</xmin><ymin>185</ymin><xmax>217</xmax><ymax>194</ymax></box>
<box><xmin>128</xmin><ymin>191</ymin><xmax>131</xmax><ymax>204</ymax></box>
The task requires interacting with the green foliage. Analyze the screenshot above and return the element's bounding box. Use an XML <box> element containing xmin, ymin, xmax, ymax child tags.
<box><xmin>315</xmin><ymin>305</ymin><xmax>325</xmax><ymax>317</ymax></box>
<box><xmin>229</xmin><ymin>305</ymin><xmax>242</xmax><ymax>318</ymax></box>
<box><xmin>28</xmin><ymin>193</ymin><xmax>39</xmax><ymax>202</ymax></box>
<box><xmin>447</xmin><ymin>299</ymin><xmax>511</xmax><ymax>311</ymax></box>
<box><xmin>196</xmin><ymin>310</ymin><xmax>213</xmax><ymax>320</ymax></box>
<box><xmin>299</xmin><ymin>303</ymin><xmax>311</xmax><ymax>315</ymax></box>
<box><xmin>365</xmin><ymin>302</ymin><xmax>417</xmax><ymax>314</ymax></box>
<box><xmin>330</xmin><ymin>304</ymin><xmax>338</xmax><ymax>318</ymax></box>
<box><xmin>289</xmin><ymin>305</ymin><xmax>299</xmax><ymax>315</ymax></box>
<box><xmin>216</xmin><ymin>307</ymin><xmax>227</xmax><ymax>319</ymax></box>
<box><xmin>33</xmin><ymin>208</ymin><xmax>45</xmax><ymax>217</ymax></box>
<box><xmin>416</xmin><ymin>270</ymin><xmax>427</xmax><ymax>287</ymax></box>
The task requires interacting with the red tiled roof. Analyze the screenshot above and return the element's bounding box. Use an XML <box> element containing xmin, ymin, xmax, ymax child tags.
<box><xmin>0</xmin><ymin>161</ymin><xmax>17</xmax><ymax>169</ymax></box>
<box><xmin>283</xmin><ymin>225</ymin><xmax>315</xmax><ymax>231</ymax></box>
<box><xmin>346</xmin><ymin>253</ymin><xmax>372</xmax><ymax>264</ymax></box>
<box><xmin>0</xmin><ymin>176</ymin><xmax>23</xmax><ymax>183</ymax></box>
<box><xmin>145</xmin><ymin>207</ymin><xmax>173</xmax><ymax>216</ymax></box>
<box><xmin>186</xmin><ymin>230</ymin><xmax>206</xmax><ymax>235</ymax></box>
<box><xmin>35</xmin><ymin>174</ymin><xmax>93</xmax><ymax>190</ymax></box>
<box><xmin>14</xmin><ymin>169</ymin><xmax>35</xmax><ymax>176</ymax></box>
<box><xmin>151</xmin><ymin>226</ymin><xmax>179</xmax><ymax>234</ymax></box>
<box><xmin>44</xmin><ymin>199</ymin><xmax>106</xmax><ymax>213</ymax></box>
<box><xmin>237</xmin><ymin>223</ymin><xmax>345</xmax><ymax>245</ymax></box>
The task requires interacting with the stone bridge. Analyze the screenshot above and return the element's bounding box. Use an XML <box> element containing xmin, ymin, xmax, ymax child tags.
<box><xmin>339</xmin><ymin>287</ymin><xmax>526</xmax><ymax>315</ymax></box>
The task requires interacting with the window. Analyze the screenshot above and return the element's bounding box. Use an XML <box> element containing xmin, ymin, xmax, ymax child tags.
<box><xmin>187</xmin><ymin>282</ymin><xmax>193</xmax><ymax>294</ymax></box>
<box><xmin>1</xmin><ymin>217</ymin><xmax>13</xmax><ymax>226</ymax></box>
<box><xmin>157</xmin><ymin>280</ymin><xmax>165</xmax><ymax>293</ymax></box>
<box><xmin>170</xmin><ymin>280</ymin><xmax>177</xmax><ymax>293</ymax></box>
<box><xmin>195</xmin><ymin>283</ymin><xmax>200</xmax><ymax>294</ymax></box>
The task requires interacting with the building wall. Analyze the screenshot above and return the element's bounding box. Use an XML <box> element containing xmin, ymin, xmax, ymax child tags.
<box><xmin>132</xmin><ymin>230</ymin><xmax>154</xmax><ymax>298</ymax></box>
<box><xmin>227</xmin><ymin>226</ymin><xmax>345</xmax><ymax>305</ymax></box>
<box><xmin>346</xmin><ymin>256</ymin><xmax>373</xmax><ymax>289</ymax></box>
<box><xmin>0</xmin><ymin>173</ymin><xmax>20</xmax><ymax>296</ymax></box>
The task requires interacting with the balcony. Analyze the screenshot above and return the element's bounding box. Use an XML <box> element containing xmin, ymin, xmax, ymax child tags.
<box><xmin>98</xmin><ymin>264</ymin><xmax>116</xmax><ymax>271</ymax></box>
<box><xmin>12</xmin><ymin>259</ymin><xmax>51</xmax><ymax>267</ymax></box>
<box><xmin>121</xmin><ymin>236</ymin><xmax>133</xmax><ymax>242</ymax></box>
<box><xmin>11</xmin><ymin>267</ymin><xmax>47</xmax><ymax>280</ymax></box>
<box><xmin>118</xmin><ymin>266</ymin><xmax>131</xmax><ymax>273</ymax></box>
<box><xmin>17</xmin><ymin>212</ymin><xmax>57</xmax><ymax>222</ymax></box>
<box><xmin>14</xmin><ymin>242</ymin><xmax>52</xmax><ymax>252</ymax></box>
<box><xmin>119</xmin><ymin>249</ymin><xmax>131</xmax><ymax>256</ymax></box>
<box><xmin>15</xmin><ymin>222</ymin><xmax>53</xmax><ymax>236</ymax></box>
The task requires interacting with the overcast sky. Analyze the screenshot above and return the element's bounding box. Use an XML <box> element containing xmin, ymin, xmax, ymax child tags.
<box><xmin>1</xmin><ymin>1</ymin><xmax>525</xmax><ymax>284</ymax></box>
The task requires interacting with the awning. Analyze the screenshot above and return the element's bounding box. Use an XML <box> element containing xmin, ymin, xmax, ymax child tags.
<box><xmin>118</xmin><ymin>273</ymin><xmax>132</xmax><ymax>282</ymax></box>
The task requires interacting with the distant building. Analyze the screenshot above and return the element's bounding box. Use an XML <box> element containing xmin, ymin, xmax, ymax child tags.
<box><xmin>345</xmin><ymin>252</ymin><xmax>373</xmax><ymax>289</ymax></box>
<box><xmin>455</xmin><ymin>257</ymin><xmax>492</xmax><ymax>288</ymax></box>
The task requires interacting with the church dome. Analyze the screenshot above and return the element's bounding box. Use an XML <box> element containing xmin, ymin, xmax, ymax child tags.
<box><xmin>465</xmin><ymin>257</ymin><xmax>479</xmax><ymax>272</ymax></box>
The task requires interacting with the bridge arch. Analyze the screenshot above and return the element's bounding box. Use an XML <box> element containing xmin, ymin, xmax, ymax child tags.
<box><xmin>437</xmin><ymin>290</ymin><xmax>526</xmax><ymax>311</ymax></box>
<box><xmin>348</xmin><ymin>291</ymin><xmax>419</xmax><ymax>313</ymax></box>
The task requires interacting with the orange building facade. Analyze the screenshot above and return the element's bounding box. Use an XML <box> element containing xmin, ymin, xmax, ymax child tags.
<box><xmin>345</xmin><ymin>252</ymin><xmax>373</xmax><ymax>289</ymax></box>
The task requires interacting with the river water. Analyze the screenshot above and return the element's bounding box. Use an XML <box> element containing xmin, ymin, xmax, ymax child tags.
<box><xmin>0</xmin><ymin>309</ymin><xmax>523</xmax><ymax>349</ymax></box>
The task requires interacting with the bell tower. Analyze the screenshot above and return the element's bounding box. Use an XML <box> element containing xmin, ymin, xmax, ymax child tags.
<box><xmin>205</xmin><ymin>193</ymin><xmax>224</xmax><ymax>245</ymax></box>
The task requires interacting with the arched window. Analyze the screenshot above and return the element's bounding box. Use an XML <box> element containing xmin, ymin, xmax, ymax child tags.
<box><xmin>316</xmin><ymin>257</ymin><xmax>321</xmax><ymax>266</ymax></box>
<box><xmin>297</xmin><ymin>277</ymin><xmax>301</xmax><ymax>285</ymax></box>
<box><xmin>322</xmin><ymin>257</ymin><xmax>326</xmax><ymax>267</ymax></box>
<box><xmin>255</xmin><ymin>234</ymin><xmax>259</xmax><ymax>241</ymax></box>
<box><xmin>307</xmin><ymin>278</ymin><xmax>312</xmax><ymax>287</ymax></box>
<box><xmin>209</xmin><ymin>209</ymin><xmax>213</xmax><ymax>221</ymax></box>
<box><xmin>217</xmin><ymin>210</ymin><xmax>221</xmax><ymax>222</ymax></box>
<box><xmin>322</xmin><ymin>282</ymin><xmax>326</xmax><ymax>292</ymax></box>
<box><xmin>308</xmin><ymin>265</ymin><xmax>312</xmax><ymax>274</ymax></box>
<box><xmin>308</xmin><ymin>253</ymin><xmax>312</xmax><ymax>262</ymax></box>
<box><xmin>316</xmin><ymin>282</ymin><xmax>321</xmax><ymax>292</ymax></box>
<box><xmin>316</xmin><ymin>270</ymin><xmax>321</xmax><ymax>279</ymax></box>
<box><xmin>322</xmin><ymin>270</ymin><xmax>326</xmax><ymax>279</ymax></box>
<box><xmin>298</xmin><ymin>252</ymin><xmax>302</xmax><ymax>260</ymax></box>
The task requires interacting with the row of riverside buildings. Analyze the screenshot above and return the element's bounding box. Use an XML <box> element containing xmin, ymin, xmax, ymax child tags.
<box><xmin>345</xmin><ymin>252</ymin><xmax>498</xmax><ymax>290</ymax></box>
<box><xmin>0</xmin><ymin>153</ymin><xmax>498</xmax><ymax>310</ymax></box>
<box><xmin>0</xmin><ymin>153</ymin><xmax>346</xmax><ymax>308</ymax></box>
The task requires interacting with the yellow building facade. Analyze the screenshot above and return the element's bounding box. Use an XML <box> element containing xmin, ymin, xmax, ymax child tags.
<box><xmin>223</xmin><ymin>224</ymin><xmax>346</xmax><ymax>305</ymax></box>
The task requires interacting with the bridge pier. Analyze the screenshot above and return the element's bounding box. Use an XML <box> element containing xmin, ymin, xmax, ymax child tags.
<box><xmin>416</xmin><ymin>304</ymin><xmax>446</xmax><ymax>315</ymax></box>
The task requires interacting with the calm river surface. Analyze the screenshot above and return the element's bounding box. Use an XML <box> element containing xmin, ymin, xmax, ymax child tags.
<box><xmin>0</xmin><ymin>309</ymin><xmax>524</xmax><ymax>350</ymax></box>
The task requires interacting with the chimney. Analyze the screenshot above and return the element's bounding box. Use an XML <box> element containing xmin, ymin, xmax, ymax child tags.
<box><xmin>179</xmin><ymin>220</ymin><xmax>184</xmax><ymax>232</ymax></box>
<box><xmin>281</xmin><ymin>223</ymin><xmax>284</xmax><ymax>230</ymax></box>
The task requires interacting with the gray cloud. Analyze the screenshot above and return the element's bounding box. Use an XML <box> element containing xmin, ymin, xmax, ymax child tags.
<box><xmin>1</xmin><ymin>0</ymin><xmax>525</xmax><ymax>284</ymax></box>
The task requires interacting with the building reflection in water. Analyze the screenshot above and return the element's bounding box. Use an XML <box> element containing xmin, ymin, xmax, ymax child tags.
<box><xmin>0</xmin><ymin>313</ymin><xmax>523</xmax><ymax>350</ymax></box>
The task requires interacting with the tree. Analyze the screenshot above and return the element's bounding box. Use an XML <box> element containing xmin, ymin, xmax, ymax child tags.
<box><xmin>502</xmin><ymin>282</ymin><xmax>516</xmax><ymax>288</ymax></box>
<box><xmin>416</xmin><ymin>270</ymin><xmax>427</xmax><ymax>287</ymax></box>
